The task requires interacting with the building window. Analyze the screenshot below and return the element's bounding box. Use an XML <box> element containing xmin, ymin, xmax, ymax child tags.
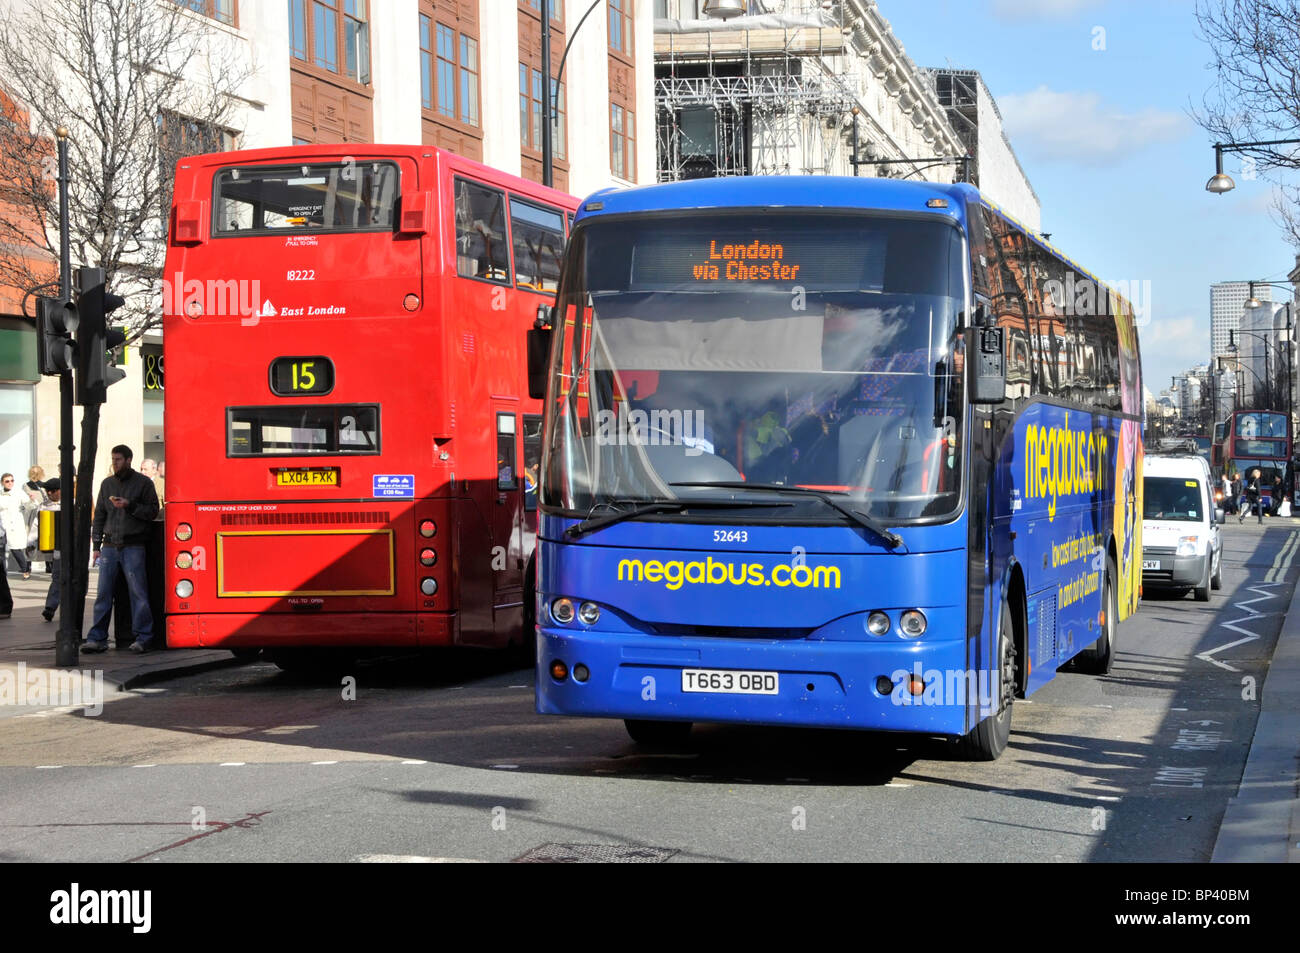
<box><xmin>520</xmin><ymin>66</ymin><xmax>565</xmax><ymax>160</ymax></box>
<box><xmin>177</xmin><ymin>0</ymin><xmax>236</xmax><ymax>26</ymax></box>
<box><xmin>611</xmin><ymin>103</ymin><xmax>634</xmax><ymax>179</ymax></box>
<box><xmin>609</xmin><ymin>0</ymin><xmax>633</xmax><ymax>57</ymax></box>
<box><xmin>290</xmin><ymin>0</ymin><xmax>370</xmax><ymax>85</ymax></box>
<box><xmin>423</xmin><ymin>17</ymin><xmax>478</xmax><ymax>128</ymax></box>
<box><xmin>523</xmin><ymin>0</ymin><xmax>563</xmax><ymax>23</ymax></box>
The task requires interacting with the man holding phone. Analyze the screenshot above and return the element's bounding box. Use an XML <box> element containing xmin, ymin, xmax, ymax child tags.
<box><xmin>81</xmin><ymin>445</ymin><xmax>160</xmax><ymax>653</ymax></box>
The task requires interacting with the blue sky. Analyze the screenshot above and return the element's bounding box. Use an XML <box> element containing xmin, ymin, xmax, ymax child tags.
<box><xmin>878</xmin><ymin>0</ymin><xmax>1298</xmax><ymax>396</ymax></box>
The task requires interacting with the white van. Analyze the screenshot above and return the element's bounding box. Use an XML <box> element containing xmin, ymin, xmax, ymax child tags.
<box><xmin>1142</xmin><ymin>454</ymin><xmax>1224</xmax><ymax>601</ymax></box>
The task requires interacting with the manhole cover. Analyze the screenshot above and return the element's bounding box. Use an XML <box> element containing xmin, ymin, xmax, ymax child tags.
<box><xmin>513</xmin><ymin>843</ymin><xmax>679</xmax><ymax>863</ymax></box>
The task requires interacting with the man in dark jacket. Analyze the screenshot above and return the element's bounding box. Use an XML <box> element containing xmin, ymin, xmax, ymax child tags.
<box><xmin>1239</xmin><ymin>468</ymin><xmax>1264</xmax><ymax>525</ymax></box>
<box><xmin>81</xmin><ymin>445</ymin><xmax>160</xmax><ymax>653</ymax></box>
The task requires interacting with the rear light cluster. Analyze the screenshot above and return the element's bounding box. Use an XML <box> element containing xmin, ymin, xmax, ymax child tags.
<box><xmin>418</xmin><ymin>519</ymin><xmax>438</xmax><ymax>597</ymax></box>
<box><xmin>174</xmin><ymin>523</ymin><xmax>194</xmax><ymax>599</ymax></box>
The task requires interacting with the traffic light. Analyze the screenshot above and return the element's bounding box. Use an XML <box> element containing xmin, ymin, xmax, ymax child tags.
<box><xmin>73</xmin><ymin>266</ymin><xmax>127</xmax><ymax>406</ymax></box>
<box><xmin>35</xmin><ymin>295</ymin><xmax>78</xmax><ymax>375</ymax></box>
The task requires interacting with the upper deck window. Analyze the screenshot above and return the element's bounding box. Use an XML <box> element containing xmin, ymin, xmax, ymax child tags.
<box><xmin>213</xmin><ymin>161</ymin><xmax>398</xmax><ymax>235</ymax></box>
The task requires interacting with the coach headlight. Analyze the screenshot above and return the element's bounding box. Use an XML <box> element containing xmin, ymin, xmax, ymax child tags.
<box><xmin>900</xmin><ymin>610</ymin><xmax>927</xmax><ymax>638</ymax></box>
<box><xmin>866</xmin><ymin>611</ymin><xmax>891</xmax><ymax>636</ymax></box>
<box><xmin>1176</xmin><ymin>536</ymin><xmax>1200</xmax><ymax>557</ymax></box>
<box><xmin>578</xmin><ymin>602</ymin><xmax>600</xmax><ymax>625</ymax></box>
<box><xmin>551</xmin><ymin>598</ymin><xmax>575</xmax><ymax>624</ymax></box>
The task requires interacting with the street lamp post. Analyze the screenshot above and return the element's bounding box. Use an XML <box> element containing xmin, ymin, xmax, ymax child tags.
<box><xmin>1205</xmin><ymin>139</ymin><xmax>1300</xmax><ymax>194</ymax></box>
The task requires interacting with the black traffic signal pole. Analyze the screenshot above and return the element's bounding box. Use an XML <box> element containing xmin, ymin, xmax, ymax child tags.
<box><xmin>55</xmin><ymin>130</ymin><xmax>78</xmax><ymax>668</ymax></box>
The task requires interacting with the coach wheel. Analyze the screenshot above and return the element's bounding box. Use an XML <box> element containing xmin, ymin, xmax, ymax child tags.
<box><xmin>1076</xmin><ymin>556</ymin><xmax>1118</xmax><ymax>675</ymax></box>
<box><xmin>230</xmin><ymin>648</ymin><xmax>262</xmax><ymax>662</ymax></box>
<box><xmin>958</xmin><ymin>598</ymin><xmax>1015</xmax><ymax>761</ymax></box>
<box><xmin>515</xmin><ymin>553</ymin><xmax>538</xmax><ymax>666</ymax></box>
<box><xmin>624</xmin><ymin>719</ymin><xmax>693</xmax><ymax>748</ymax></box>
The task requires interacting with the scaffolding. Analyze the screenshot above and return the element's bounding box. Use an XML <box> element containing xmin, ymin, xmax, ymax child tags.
<box><xmin>655</xmin><ymin>2</ymin><xmax>856</xmax><ymax>180</ymax></box>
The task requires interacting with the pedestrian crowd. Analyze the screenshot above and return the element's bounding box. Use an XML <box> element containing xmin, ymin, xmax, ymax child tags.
<box><xmin>0</xmin><ymin>449</ymin><xmax>165</xmax><ymax>653</ymax></box>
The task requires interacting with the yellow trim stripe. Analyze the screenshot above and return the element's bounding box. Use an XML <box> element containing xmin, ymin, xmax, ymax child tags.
<box><xmin>216</xmin><ymin>528</ymin><xmax>396</xmax><ymax>597</ymax></box>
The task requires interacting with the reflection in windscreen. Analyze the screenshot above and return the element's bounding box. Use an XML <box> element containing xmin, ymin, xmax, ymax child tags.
<box><xmin>543</xmin><ymin>213</ymin><xmax>968</xmax><ymax>522</ymax></box>
<box><xmin>1144</xmin><ymin>477</ymin><xmax>1202</xmax><ymax>521</ymax></box>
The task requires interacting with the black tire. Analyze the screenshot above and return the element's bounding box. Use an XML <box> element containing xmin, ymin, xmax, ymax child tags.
<box><xmin>958</xmin><ymin>599</ymin><xmax>1015</xmax><ymax>761</ymax></box>
<box><xmin>512</xmin><ymin>553</ymin><xmax>538</xmax><ymax>667</ymax></box>
<box><xmin>1210</xmin><ymin>550</ymin><xmax>1222</xmax><ymax>591</ymax></box>
<box><xmin>1076</xmin><ymin>557</ymin><xmax>1118</xmax><ymax>675</ymax></box>
<box><xmin>1193</xmin><ymin>556</ymin><xmax>1211</xmax><ymax>602</ymax></box>
<box><xmin>624</xmin><ymin>719</ymin><xmax>693</xmax><ymax>747</ymax></box>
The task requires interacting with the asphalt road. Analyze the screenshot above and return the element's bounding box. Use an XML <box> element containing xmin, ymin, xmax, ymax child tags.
<box><xmin>0</xmin><ymin>520</ymin><xmax>1292</xmax><ymax>863</ymax></box>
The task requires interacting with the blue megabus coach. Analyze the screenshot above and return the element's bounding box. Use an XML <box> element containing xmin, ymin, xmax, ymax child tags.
<box><xmin>526</xmin><ymin>176</ymin><xmax>1144</xmax><ymax>760</ymax></box>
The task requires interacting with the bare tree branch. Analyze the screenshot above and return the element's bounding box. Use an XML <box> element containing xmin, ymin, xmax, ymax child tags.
<box><xmin>0</xmin><ymin>0</ymin><xmax>255</xmax><ymax>339</ymax></box>
<box><xmin>1194</xmin><ymin>0</ymin><xmax>1300</xmax><ymax>247</ymax></box>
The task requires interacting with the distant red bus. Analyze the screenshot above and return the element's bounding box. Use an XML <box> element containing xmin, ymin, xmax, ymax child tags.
<box><xmin>1219</xmin><ymin>409</ymin><xmax>1292</xmax><ymax>507</ymax></box>
<box><xmin>163</xmin><ymin>144</ymin><xmax>578</xmax><ymax>666</ymax></box>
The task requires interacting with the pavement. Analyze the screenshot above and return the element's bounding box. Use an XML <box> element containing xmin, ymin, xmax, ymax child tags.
<box><xmin>1212</xmin><ymin>542</ymin><xmax>1300</xmax><ymax>863</ymax></box>
<box><xmin>0</xmin><ymin>565</ymin><xmax>239</xmax><ymax>693</ymax></box>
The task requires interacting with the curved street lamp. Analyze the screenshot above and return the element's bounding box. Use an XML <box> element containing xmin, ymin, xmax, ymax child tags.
<box><xmin>1206</xmin><ymin>138</ymin><xmax>1300</xmax><ymax>195</ymax></box>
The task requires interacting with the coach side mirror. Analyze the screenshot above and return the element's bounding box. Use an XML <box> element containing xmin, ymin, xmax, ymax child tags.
<box><xmin>970</xmin><ymin>326</ymin><xmax>1006</xmax><ymax>404</ymax></box>
<box><xmin>528</xmin><ymin>325</ymin><xmax>552</xmax><ymax>400</ymax></box>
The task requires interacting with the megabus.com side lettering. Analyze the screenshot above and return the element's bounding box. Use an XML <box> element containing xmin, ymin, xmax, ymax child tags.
<box><xmin>1024</xmin><ymin>413</ymin><xmax>1109</xmax><ymax>521</ymax></box>
<box><xmin>616</xmin><ymin>557</ymin><xmax>842</xmax><ymax>591</ymax></box>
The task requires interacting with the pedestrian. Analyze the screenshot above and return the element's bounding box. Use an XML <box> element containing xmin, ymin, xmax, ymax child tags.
<box><xmin>1272</xmin><ymin>475</ymin><xmax>1284</xmax><ymax>516</ymax></box>
<box><xmin>22</xmin><ymin>466</ymin><xmax>49</xmax><ymax>573</ymax></box>
<box><xmin>141</xmin><ymin>457</ymin><xmax>165</xmax><ymax>514</ymax></box>
<box><xmin>1220</xmin><ymin>474</ymin><xmax>1233</xmax><ymax>515</ymax></box>
<box><xmin>0</xmin><ymin>473</ymin><xmax>31</xmax><ymax>579</ymax></box>
<box><xmin>81</xmin><ymin>445</ymin><xmax>160</xmax><ymax>654</ymax></box>
<box><xmin>33</xmin><ymin>479</ymin><xmax>61</xmax><ymax>621</ymax></box>
<box><xmin>1239</xmin><ymin>468</ymin><xmax>1264</xmax><ymax>525</ymax></box>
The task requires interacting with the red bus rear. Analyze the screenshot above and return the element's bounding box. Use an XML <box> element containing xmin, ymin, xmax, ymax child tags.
<box><xmin>163</xmin><ymin>144</ymin><xmax>577</xmax><ymax>661</ymax></box>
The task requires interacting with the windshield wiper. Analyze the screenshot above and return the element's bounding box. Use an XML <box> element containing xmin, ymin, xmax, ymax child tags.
<box><xmin>669</xmin><ymin>482</ymin><xmax>904</xmax><ymax>549</ymax></box>
<box><xmin>565</xmin><ymin>498</ymin><xmax>793</xmax><ymax>539</ymax></box>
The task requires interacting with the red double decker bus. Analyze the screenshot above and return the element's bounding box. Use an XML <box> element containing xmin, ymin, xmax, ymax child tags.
<box><xmin>163</xmin><ymin>144</ymin><xmax>577</xmax><ymax>667</ymax></box>
<box><xmin>1218</xmin><ymin>409</ymin><xmax>1292</xmax><ymax>509</ymax></box>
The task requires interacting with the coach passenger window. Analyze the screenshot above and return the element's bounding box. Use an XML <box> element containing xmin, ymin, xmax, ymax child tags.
<box><xmin>510</xmin><ymin>198</ymin><xmax>565</xmax><ymax>294</ymax></box>
<box><xmin>497</xmin><ymin>413</ymin><xmax>517</xmax><ymax>490</ymax></box>
<box><xmin>522</xmin><ymin>413</ymin><xmax>543</xmax><ymax>511</ymax></box>
<box><xmin>454</xmin><ymin>178</ymin><xmax>510</xmax><ymax>283</ymax></box>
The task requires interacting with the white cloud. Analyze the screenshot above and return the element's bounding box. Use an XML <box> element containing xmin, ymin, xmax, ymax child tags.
<box><xmin>996</xmin><ymin>86</ymin><xmax>1187</xmax><ymax>165</ymax></box>
<box><xmin>991</xmin><ymin>0</ymin><xmax>1104</xmax><ymax>19</ymax></box>
<box><xmin>1142</xmin><ymin>315</ymin><xmax>1212</xmax><ymax>388</ymax></box>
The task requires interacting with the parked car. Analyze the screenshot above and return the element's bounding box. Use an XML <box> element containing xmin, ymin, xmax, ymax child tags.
<box><xmin>1142</xmin><ymin>454</ymin><xmax>1224</xmax><ymax>601</ymax></box>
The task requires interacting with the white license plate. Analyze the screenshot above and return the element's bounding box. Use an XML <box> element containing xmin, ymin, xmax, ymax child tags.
<box><xmin>1142</xmin><ymin>560</ymin><xmax>1159</xmax><ymax>570</ymax></box>
<box><xmin>681</xmin><ymin>668</ymin><xmax>779</xmax><ymax>695</ymax></box>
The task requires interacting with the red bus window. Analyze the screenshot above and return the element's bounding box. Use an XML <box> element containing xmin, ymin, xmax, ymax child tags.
<box><xmin>454</xmin><ymin>178</ymin><xmax>510</xmax><ymax>283</ymax></box>
<box><xmin>497</xmin><ymin>412</ymin><xmax>518</xmax><ymax>490</ymax></box>
<box><xmin>214</xmin><ymin>161</ymin><xmax>399</xmax><ymax>235</ymax></box>
<box><xmin>510</xmin><ymin>198</ymin><xmax>564</xmax><ymax>294</ymax></box>
<box><xmin>227</xmin><ymin>404</ymin><xmax>380</xmax><ymax>456</ymax></box>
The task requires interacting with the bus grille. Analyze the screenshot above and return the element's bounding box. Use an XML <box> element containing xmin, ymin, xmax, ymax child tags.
<box><xmin>219</xmin><ymin>510</ymin><xmax>392</xmax><ymax>527</ymax></box>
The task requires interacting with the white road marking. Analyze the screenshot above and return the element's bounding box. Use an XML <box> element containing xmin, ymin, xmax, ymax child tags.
<box><xmin>132</xmin><ymin>764</ymin><xmax>156</xmax><ymax>768</ymax></box>
<box><xmin>311</xmin><ymin>760</ymin><xmax>339</xmax><ymax>765</ymax></box>
<box><xmin>219</xmin><ymin>762</ymin><xmax>246</xmax><ymax>767</ymax></box>
<box><xmin>491</xmin><ymin>764</ymin><xmax>519</xmax><ymax>770</ymax></box>
<box><xmin>35</xmin><ymin>765</ymin><xmax>62</xmax><ymax>769</ymax></box>
<box><xmin>1265</xmin><ymin>531</ymin><xmax>1300</xmax><ymax>582</ymax></box>
<box><xmin>354</xmin><ymin>854</ymin><xmax>484</xmax><ymax>863</ymax></box>
<box><xmin>1153</xmin><ymin>766</ymin><xmax>1207</xmax><ymax>788</ymax></box>
<box><xmin>401</xmin><ymin>760</ymin><xmax>427</xmax><ymax>765</ymax></box>
<box><xmin>1197</xmin><ymin>582</ymin><xmax>1279</xmax><ymax>672</ymax></box>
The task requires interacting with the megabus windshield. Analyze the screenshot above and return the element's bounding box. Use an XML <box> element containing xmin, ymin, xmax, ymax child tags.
<box><xmin>540</xmin><ymin>211</ymin><xmax>968</xmax><ymax>523</ymax></box>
